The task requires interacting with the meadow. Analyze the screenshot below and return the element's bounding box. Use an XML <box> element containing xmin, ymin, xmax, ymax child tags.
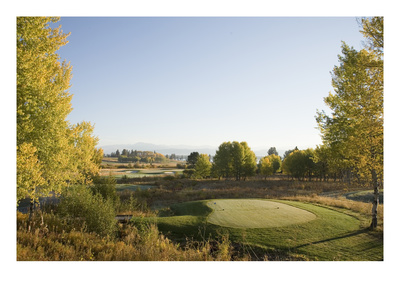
<box><xmin>17</xmin><ymin>161</ymin><xmax>383</xmax><ymax>261</ymax></box>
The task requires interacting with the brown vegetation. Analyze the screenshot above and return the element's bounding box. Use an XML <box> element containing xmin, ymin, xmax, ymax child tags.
<box><xmin>17</xmin><ymin>175</ymin><xmax>383</xmax><ymax>261</ymax></box>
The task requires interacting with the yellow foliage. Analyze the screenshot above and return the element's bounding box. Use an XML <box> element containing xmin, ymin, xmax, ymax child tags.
<box><xmin>17</xmin><ymin>17</ymin><xmax>102</xmax><ymax>202</ymax></box>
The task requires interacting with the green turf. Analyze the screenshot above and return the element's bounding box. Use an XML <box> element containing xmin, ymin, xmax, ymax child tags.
<box><xmin>111</xmin><ymin>169</ymin><xmax>183</xmax><ymax>178</ymax></box>
<box><xmin>344</xmin><ymin>190</ymin><xmax>384</xmax><ymax>203</ymax></box>
<box><xmin>150</xmin><ymin>198</ymin><xmax>383</xmax><ymax>261</ymax></box>
<box><xmin>207</xmin><ymin>199</ymin><xmax>316</xmax><ymax>228</ymax></box>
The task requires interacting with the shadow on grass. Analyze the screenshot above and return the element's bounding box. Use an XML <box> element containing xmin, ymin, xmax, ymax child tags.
<box><xmin>293</xmin><ymin>228</ymin><xmax>376</xmax><ymax>250</ymax></box>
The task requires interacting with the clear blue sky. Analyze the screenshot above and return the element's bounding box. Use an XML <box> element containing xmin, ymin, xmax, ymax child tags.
<box><xmin>56</xmin><ymin>17</ymin><xmax>364</xmax><ymax>151</ymax></box>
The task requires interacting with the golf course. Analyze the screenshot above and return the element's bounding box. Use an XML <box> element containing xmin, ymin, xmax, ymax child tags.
<box><xmin>151</xmin><ymin>198</ymin><xmax>382</xmax><ymax>261</ymax></box>
<box><xmin>207</xmin><ymin>199</ymin><xmax>317</xmax><ymax>228</ymax></box>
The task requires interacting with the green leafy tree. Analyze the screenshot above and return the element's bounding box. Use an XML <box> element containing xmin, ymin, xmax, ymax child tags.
<box><xmin>17</xmin><ymin>17</ymin><xmax>101</xmax><ymax>204</ymax></box>
<box><xmin>267</xmin><ymin>154</ymin><xmax>282</xmax><ymax>173</ymax></box>
<box><xmin>240</xmin><ymin>142</ymin><xmax>257</xmax><ymax>180</ymax></box>
<box><xmin>316</xmin><ymin>17</ymin><xmax>383</xmax><ymax>228</ymax></box>
<box><xmin>282</xmin><ymin>150</ymin><xmax>304</xmax><ymax>180</ymax></box>
<box><xmin>259</xmin><ymin>156</ymin><xmax>274</xmax><ymax>179</ymax></box>
<box><xmin>212</xmin><ymin>142</ymin><xmax>233</xmax><ymax>179</ymax></box>
<box><xmin>283</xmin><ymin>146</ymin><xmax>298</xmax><ymax>160</ymax></box>
<box><xmin>303</xmin><ymin>148</ymin><xmax>316</xmax><ymax>181</ymax></box>
<box><xmin>282</xmin><ymin>149</ymin><xmax>315</xmax><ymax>180</ymax></box>
<box><xmin>313</xmin><ymin>145</ymin><xmax>330</xmax><ymax>181</ymax></box>
<box><xmin>193</xmin><ymin>154</ymin><xmax>212</xmax><ymax>179</ymax></box>
<box><xmin>230</xmin><ymin>142</ymin><xmax>245</xmax><ymax>181</ymax></box>
<box><xmin>212</xmin><ymin>141</ymin><xmax>256</xmax><ymax>181</ymax></box>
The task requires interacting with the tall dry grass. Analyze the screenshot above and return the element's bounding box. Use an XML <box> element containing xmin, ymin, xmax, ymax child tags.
<box><xmin>17</xmin><ymin>211</ymin><xmax>250</xmax><ymax>261</ymax></box>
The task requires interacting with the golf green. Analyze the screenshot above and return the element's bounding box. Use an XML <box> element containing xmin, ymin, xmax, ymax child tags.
<box><xmin>206</xmin><ymin>199</ymin><xmax>317</xmax><ymax>228</ymax></box>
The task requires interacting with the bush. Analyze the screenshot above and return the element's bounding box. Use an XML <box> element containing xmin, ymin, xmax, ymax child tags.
<box><xmin>91</xmin><ymin>175</ymin><xmax>120</xmax><ymax>208</ymax></box>
<box><xmin>58</xmin><ymin>185</ymin><xmax>117</xmax><ymax>237</ymax></box>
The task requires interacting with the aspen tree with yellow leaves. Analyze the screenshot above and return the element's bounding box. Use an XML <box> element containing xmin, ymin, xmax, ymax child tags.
<box><xmin>17</xmin><ymin>17</ymin><xmax>102</xmax><ymax>206</ymax></box>
<box><xmin>316</xmin><ymin>17</ymin><xmax>383</xmax><ymax>228</ymax></box>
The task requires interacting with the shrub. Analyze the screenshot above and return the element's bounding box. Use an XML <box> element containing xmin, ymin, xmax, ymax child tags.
<box><xmin>58</xmin><ymin>185</ymin><xmax>117</xmax><ymax>237</ymax></box>
<box><xmin>91</xmin><ymin>175</ymin><xmax>120</xmax><ymax>208</ymax></box>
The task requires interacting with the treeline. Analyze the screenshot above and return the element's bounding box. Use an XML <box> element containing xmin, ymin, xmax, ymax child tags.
<box><xmin>184</xmin><ymin>141</ymin><xmax>375</xmax><ymax>184</ymax></box>
<box><xmin>185</xmin><ymin>141</ymin><xmax>266</xmax><ymax>181</ymax></box>
<box><xmin>108</xmin><ymin>149</ymin><xmax>167</xmax><ymax>163</ymax></box>
<box><xmin>107</xmin><ymin>149</ymin><xmax>188</xmax><ymax>163</ymax></box>
<box><xmin>282</xmin><ymin>146</ymin><xmax>361</xmax><ymax>183</ymax></box>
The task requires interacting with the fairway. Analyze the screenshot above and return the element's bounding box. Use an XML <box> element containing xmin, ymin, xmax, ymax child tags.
<box><xmin>207</xmin><ymin>199</ymin><xmax>317</xmax><ymax>228</ymax></box>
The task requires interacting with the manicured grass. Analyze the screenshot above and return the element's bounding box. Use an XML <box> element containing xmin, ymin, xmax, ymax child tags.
<box><xmin>101</xmin><ymin>168</ymin><xmax>183</xmax><ymax>178</ymax></box>
<box><xmin>151</xmin><ymin>198</ymin><xmax>383</xmax><ymax>261</ymax></box>
<box><xmin>344</xmin><ymin>190</ymin><xmax>384</xmax><ymax>203</ymax></box>
<box><xmin>207</xmin><ymin>199</ymin><xmax>316</xmax><ymax>228</ymax></box>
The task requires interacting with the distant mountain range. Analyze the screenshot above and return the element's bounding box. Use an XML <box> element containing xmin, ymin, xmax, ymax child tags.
<box><xmin>99</xmin><ymin>142</ymin><xmax>288</xmax><ymax>157</ymax></box>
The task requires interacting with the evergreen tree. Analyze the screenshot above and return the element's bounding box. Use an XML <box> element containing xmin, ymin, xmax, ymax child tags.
<box><xmin>267</xmin><ymin>147</ymin><xmax>278</xmax><ymax>156</ymax></box>
<box><xmin>187</xmin><ymin>152</ymin><xmax>200</xmax><ymax>169</ymax></box>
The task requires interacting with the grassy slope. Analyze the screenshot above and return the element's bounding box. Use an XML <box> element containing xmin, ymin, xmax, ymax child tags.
<box><xmin>150</xmin><ymin>199</ymin><xmax>383</xmax><ymax>261</ymax></box>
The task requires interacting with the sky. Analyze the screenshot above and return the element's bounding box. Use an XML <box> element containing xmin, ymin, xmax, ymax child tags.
<box><xmin>54</xmin><ymin>17</ymin><xmax>366</xmax><ymax>152</ymax></box>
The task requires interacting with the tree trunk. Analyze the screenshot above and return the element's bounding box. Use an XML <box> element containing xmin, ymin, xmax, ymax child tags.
<box><xmin>27</xmin><ymin>200</ymin><xmax>35</xmax><ymax>231</ymax></box>
<box><xmin>370</xmin><ymin>169</ymin><xmax>379</xmax><ymax>229</ymax></box>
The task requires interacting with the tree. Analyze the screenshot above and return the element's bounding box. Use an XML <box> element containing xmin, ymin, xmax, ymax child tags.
<box><xmin>212</xmin><ymin>141</ymin><xmax>256</xmax><ymax>181</ymax></box>
<box><xmin>259</xmin><ymin>154</ymin><xmax>281</xmax><ymax>179</ymax></box>
<box><xmin>17</xmin><ymin>17</ymin><xmax>101</xmax><ymax>204</ymax></box>
<box><xmin>359</xmin><ymin>17</ymin><xmax>383</xmax><ymax>55</ymax></box>
<box><xmin>267</xmin><ymin>154</ymin><xmax>282</xmax><ymax>173</ymax></box>
<box><xmin>267</xmin><ymin>147</ymin><xmax>278</xmax><ymax>156</ymax></box>
<box><xmin>316</xmin><ymin>17</ymin><xmax>383</xmax><ymax>228</ymax></box>
<box><xmin>281</xmin><ymin>149</ymin><xmax>315</xmax><ymax>180</ymax></box>
<box><xmin>303</xmin><ymin>148</ymin><xmax>316</xmax><ymax>181</ymax></box>
<box><xmin>282</xmin><ymin>150</ymin><xmax>304</xmax><ymax>180</ymax></box>
<box><xmin>313</xmin><ymin>145</ymin><xmax>330</xmax><ymax>181</ymax></box>
<box><xmin>212</xmin><ymin>142</ymin><xmax>233</xmax><ymax>179</ymax></box>
<box><xmin>193</xmin><ymin>154</ymin><xmax>212</xmax><ymax>179</ymax></box>
<box><xmin>240</xmin><ymin>142</ymin><xmax>257</xmax><ymax>180</ymax></box>
<box><xmin>259</xmin><ymin>156</ymin><xmax>274</xmax><ymax>179</ymax></box>
<box><xmin>17</xmin><ymin>143</ymin><xmax>45</xmax><ymax>202</ymax></box>
<box><xmin>69</xmin><ymin>122</ymin><xmax>103</xmax><ymax>182</ymax></box>
<box><xmin>187</xmin><ymin>152</ymin><xmax>200</xmax><ymax>168</ymax></box>
<box><xmin>283</xmin><ymin>146</ymin><xmax>298</xmax><ymax>160</ymax></box>
<box><xmin>230</xmin><ymin>142</ymin><xmax>245</xmax><ymax>181</ymax></box>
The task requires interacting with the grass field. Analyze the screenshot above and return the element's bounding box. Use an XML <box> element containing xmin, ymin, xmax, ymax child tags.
<box><xmin>149</xmin><ymin>198</ymin><xmax>382</xmax><ymax>261</ymax></box>
<box><xmin>101</xmin><ymin>168</ymin><xmax>183</xmax><ymax>178</ymax></box>
<box><xmin>206</xmin><ymin>199</ymin><xmax>316</xmax><ymax>228</ymax></box>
